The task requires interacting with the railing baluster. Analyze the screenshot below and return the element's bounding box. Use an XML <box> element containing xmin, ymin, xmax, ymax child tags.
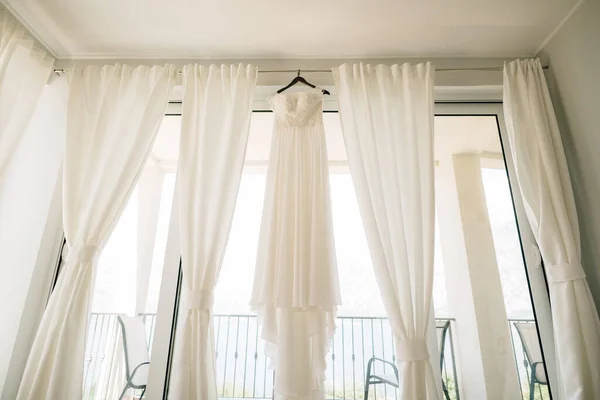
<box><xmin>100</xmin><ymin>317</ymin><xmax>118</xmax><ymax>400</ymax></box>
<box><xmin>263</xmin><ymin>331</ymin><xmax>268</xmax><ymax>399</ymax></box>
<box><xmin>380</xmin><ymin>318</ymin><xmax>387</xmax><ymax>399</ymax></box>
<box><xmin>351</xmin><ymin>318</ymin><xmax>356</xmax><ymax>400</ymax></box>
<box><xmin>341</xmin><ymin>318</ymin><xmax>346</xmax><ymax>400</ymax></box>
<box><xmin>390</xmin><ymin>319</ymin><xmax>398</xmax><ymax>400</ymax></box>
<box><xmin>272</xmin><ymin>370</ymin><xmax>275</xmax><ymax>399</ymax></box>
<box><xmin>332</xmin><ymin>335</ymin><xmax>336</xmax><ymax>398</ymax></box>
<box><xmin>96</xmin><ymin>314</ymin><xmax>107</xmax><ymax>399</ymax></box>
<box><xmin>371</xmin><ymin>318</ymin><xmax>376</xmax><ymax>400</ymax></box>
<box><xmin>90</xmin><ymin>313</ymin><xmax>106</xmax><ymax>398</ymax></box>
<box><xmin>223</xmin><ymin>316</ymin><xmax>231</xmax><ymax>395</ymax></box>
<box><xmin>242</xmin><ymin>316</ymin><xmax>250</xmax><ymax>398</ymax></box>
<box><xmin>83</xmin><ymin>313</ymin><xmax>100</xmax><ymax>395</ymax></box>
<box><xmin>232</xmin><ymin>316</ymin><xmax>241</xmax><ymax>397</ymax></box>
<box><xmin>98</xmin><ymin>314</ymin><xmax>112</xmax><ymax>399</ymax></box>
<box><xmin>92</xmin><ymin>315</ymin><xmax>105</xmax><ymax>399</ymax></box>
<box><xmin>361</xmin><ymin>318</ymin><xmax>366</xmax><ymax>399</ymax></box>
<box><xmin>82</xmin><ymin>314</ymin><xmax>93</xmax><ymax>397</ymax></box>
<box><xmin>253</xmin><ymin>317</ymin><xmax>259</xmax><ymax>398</ymax></box>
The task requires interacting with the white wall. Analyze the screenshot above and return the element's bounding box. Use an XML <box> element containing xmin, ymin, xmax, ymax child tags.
<box><xmin>0</xmin><ymin>76</ymin><xmax>67</xmax><ymax>396</ymax></box>
<box><xmin>539</xmin><ymin>0</ymin><xmax>600</xmax><ymax>311</ymax></box>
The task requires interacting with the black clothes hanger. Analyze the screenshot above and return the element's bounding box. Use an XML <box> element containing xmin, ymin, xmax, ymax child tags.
<box><xmin>277</xmin><ymin>70</ymin><xmax>331</xmax><ymax>95</ymax></box>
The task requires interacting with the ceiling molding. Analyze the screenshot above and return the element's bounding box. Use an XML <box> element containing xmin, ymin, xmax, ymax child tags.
<box><xmin>535</xmin><ymin>0</ymin><xmax>585</xmax><ymax>55</ymax></box>
<box><xmin>57</xmin><ymin>52</ymin><xmax>530</xmax><ymax>62</ymax></box>
<box><xmin>0</xmin><ymin>0</ymin><xmax>74</xmax><ymax>57</ymax></box>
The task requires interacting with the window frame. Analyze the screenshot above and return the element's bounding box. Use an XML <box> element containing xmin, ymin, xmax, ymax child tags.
<box><xmin>435</xmin><ymin>102</ymin><xmax>558</xmax><ymax>398</ymax></box>
<box><xmin>41</xmin><ymin>101</ymin><xmax>558</xmax><ymax>400</ymax></box>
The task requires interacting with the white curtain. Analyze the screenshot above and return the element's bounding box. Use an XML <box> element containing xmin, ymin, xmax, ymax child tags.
<box><xmin>334</xmin><ymin>63</ymin><xmax>441</xmax><ymax>399</ymax></box>
<box><xmin>503</xmin><ymin>58</ymin><xmax>600</xmax><ymax>399</ymax></box>
<box><xmin>169</xmin><ymin>64</ymin><xmax>257</xmax><ymax>399</ymax></box>
<box><xmin>0</xmin><ymin>8</ymin><xmax>54</xmax><ymax>183</ymax></box>
<box><xmin>17</xmin><ymin>64</ymin><xmax>176</xmax><ymax>400</ymax></box>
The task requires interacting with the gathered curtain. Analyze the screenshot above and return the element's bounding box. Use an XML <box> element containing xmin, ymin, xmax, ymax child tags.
<box><xmin>17</xmin><ymin>64</ymin><xmax>176</xmax><ymax>400</ymax></box>
<box><xmin>0</xmin><ymin>8</ymin><xmax>54</xmax><ymax>184</ymax></box>
<box><xmin>333</xmin><ymin>63</ymin><xmax>441</xmax><ymax>399</ymax></box>
<box><xmin>503</xmin><ymin>58</ymin><xmax>600</xmax><ymax>399</ymax></box>
<box><xmin>169</xmin><ymin>64</ymin><xmax>257</xmax><ymax>399</ymax></box>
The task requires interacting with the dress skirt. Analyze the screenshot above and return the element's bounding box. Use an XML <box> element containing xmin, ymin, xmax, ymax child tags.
<box><xmin>251</xmin><ymin>93</ymin><xmax>341</xmax><ymax>399</ymax></box>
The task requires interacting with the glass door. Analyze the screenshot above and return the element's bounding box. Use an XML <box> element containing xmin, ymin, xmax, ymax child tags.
<box><xmin>434</xmin><ymin>103</ymin><xmax>557</xmax><ymax>400</ymax></box>
<box><xmin>78</xmin><ymin>100</ymin><xmax>558</xmax><ymax>400</ymax></box>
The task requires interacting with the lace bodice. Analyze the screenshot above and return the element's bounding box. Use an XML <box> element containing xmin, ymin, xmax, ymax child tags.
<box><xmin>269</xmin><ymin>92</ymin><xmax>324</xmax><ymax>127</ymax></box>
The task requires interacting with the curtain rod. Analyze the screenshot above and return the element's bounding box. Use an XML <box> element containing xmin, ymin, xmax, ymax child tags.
<box><xmin>52</xmin><ymin>65</ymin><xmax>549</xmax><ymax>75</ymax></box>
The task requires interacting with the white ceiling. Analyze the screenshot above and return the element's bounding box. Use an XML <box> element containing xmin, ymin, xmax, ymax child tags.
<box><xmin>3</xmin><ymin>0</ymin><xmax>580</xmax><ymax>59</ymax></box>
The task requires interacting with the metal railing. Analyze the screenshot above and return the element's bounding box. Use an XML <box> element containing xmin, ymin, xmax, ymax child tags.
<box><xmin>83</xmin><ymin>313</ymin><xmax>459</xmax><ymax>399</ymax></box>
<box><xmin>213</xmin><ymin>315</ymin><xmax>459</xmax><ymax>400</ymax></box>
<box><xmin>82</xmin><ymin>313</ymin><xmax>543</xmax><ymax>400</ymax></box>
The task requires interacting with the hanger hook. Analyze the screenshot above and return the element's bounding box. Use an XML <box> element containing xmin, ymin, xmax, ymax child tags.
<box><xmin>297</xmin><ymin>69</ymin><xmax>301</xmax><ymax>77</ymax></box>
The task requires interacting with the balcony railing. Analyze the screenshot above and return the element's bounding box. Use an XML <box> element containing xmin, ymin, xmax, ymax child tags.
<box><xmin>214</xmin><ymin>315</ymin><xmax>459</xmax><ymax>400</ymax></box>
<box><xmin>83</xmin><ymin>313</ymin><xmax>538</xmax><ymax>399</ymax></box>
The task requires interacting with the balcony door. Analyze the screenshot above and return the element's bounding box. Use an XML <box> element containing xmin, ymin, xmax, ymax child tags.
<box><xmin>51</xmin><ymin>97</ymin><xmax>556</xmax><ymax>400</ymax></box>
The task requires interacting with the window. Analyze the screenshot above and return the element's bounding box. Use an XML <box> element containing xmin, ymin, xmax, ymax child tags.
<box><xmin>81</xmin><ymin>123</ymin><xmax>179</xmax><ymax>398</ymax></box>
<box><xmin>49</xmin><ymin>101</ymin><xmax>553</xmax><ymax>400</ymax></box>
<box><xmin>212</xmin><ymin>110</ymin><xmax>453</xmax><ymax>399</ymax></box>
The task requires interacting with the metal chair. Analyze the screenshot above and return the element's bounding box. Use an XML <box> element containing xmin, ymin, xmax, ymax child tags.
<box><xmin>117</xmin><ymin>315</ymin><xmax>150</xmax><ymax>400</ymax></box>
<box><xmin>436</xmin><ymin>320</ymin><xmax>452</xmax><ymax>400</ymax></box>
<box><xmin>364</xmin><ymin>357</ymin><xmax>399</xmax><ymax>399</ymax></box>
<box><xmin>364</xmin><ymin>322</ymin><xmax>452</xmax><ymax>400</ymax></box>
<box><xmin>514</xmin><ymin>322</ymin><xmax>548</xmax><ymax>400</ymax></box>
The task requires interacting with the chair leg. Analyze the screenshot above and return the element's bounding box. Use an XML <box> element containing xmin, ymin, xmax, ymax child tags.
<box><xmin>442</xmin><ymin>380</ymin><xmax>451</xmax><ymax>400</ymax></box>
<box><xmin>118</xmin><ymin>383</ymin><xmax>129</xmax><ymax>400</ymax></box>
<box><xmin>529</xmin><ymin>375</ymin><xmax>536</xmax><ymax>400</ymax></box>
<box><xmin>140</xmin><ymin>387</ymin><xmax>146</xmax><ymax>399</ymax></box>
<box><xmin>364</xmin><ymin>382</ymin><xmax>369</xmax><ymax>400</ymax></box>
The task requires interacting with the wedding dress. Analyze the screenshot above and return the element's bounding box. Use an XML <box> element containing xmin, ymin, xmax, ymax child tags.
<box><xmin>250</xmin><ymin>91</ymin><xmax>341</xmax><ymax>399</ymax></box>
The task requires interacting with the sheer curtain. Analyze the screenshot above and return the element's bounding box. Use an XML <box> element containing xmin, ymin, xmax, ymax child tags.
<box><xmin>17</xmin><ymin>64</ymin><xmax>176</xmax><ymax>400</ymax></box>
<box><xmin>0</xmin><ymin>8</ymin><xmax>54</xmax><ymax>184</ymax></box>
<box><xmin>169</xmin><ymin>64</ymin><xmax>257</xmax><ymax>399</ymax></box>
<box><xmin>503</xmin><ymin>58</ymin><xmax>600</xmax><ymax>399</ymax></box>
<box><xmin>333</xmin><ymin>63</ymin><xmax>441</xmax><ymax>399</ymax></box>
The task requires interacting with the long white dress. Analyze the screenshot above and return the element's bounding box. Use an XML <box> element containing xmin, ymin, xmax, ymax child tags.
<box><xmin>250</xmin><ymin>92</ymin><xmax>341</xmax><ymax>400</ymax></box>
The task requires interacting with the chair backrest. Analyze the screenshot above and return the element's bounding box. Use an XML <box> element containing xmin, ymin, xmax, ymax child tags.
<box><xmin>514</xmin><ymin>322</ymin><xmax>547</xmax><ymax>383</ymax></box>
<box><xmin>436</xmin><ymin>320</ymin><xmax>451</xmax><ymax>369</ymax></box>
<box><xmin>117</xmin><ymin>315</ymin><xmax>150</xmax><ymax>387</ymax></box>
<box><xmin>513</xmin><ymin>322</ymin><xmax>543</xmax><ymax>364</ymax></box>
